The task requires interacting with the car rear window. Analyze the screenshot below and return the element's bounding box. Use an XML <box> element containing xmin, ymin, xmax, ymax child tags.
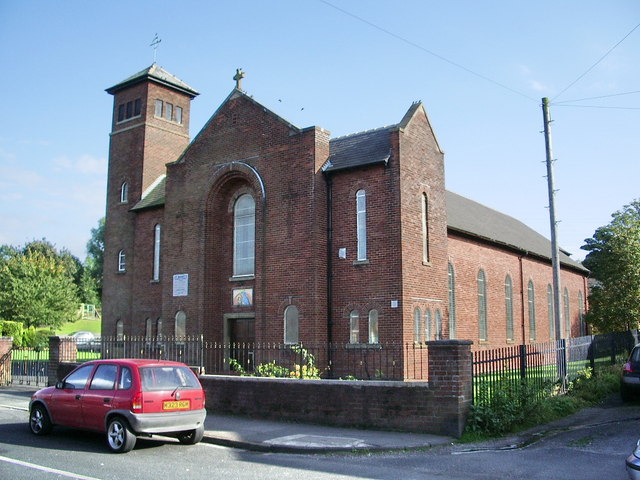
<box><xmin>631</xmin><ymin>348</ymin><xmax>640</xmax><ymax>363</ymax></box>
<box><xmin>139</xmin><ymin>366</ymin><xmax>200</xmax><ymax>391</ymax></box>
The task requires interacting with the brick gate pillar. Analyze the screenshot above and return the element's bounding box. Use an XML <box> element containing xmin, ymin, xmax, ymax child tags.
<box><xmin>0</xmin><ymin>337</ymin><xmax>13</xmax><ymax>386</ymax></box>
<box><xmin>426</xmin><ymin>340</ymin><xmax>473</xmax><ymax>437</ymax></box>
<box><xmin>48</xmin><ymin>336</ymin><xmax>77</xmax><ymax>386</ymax></box>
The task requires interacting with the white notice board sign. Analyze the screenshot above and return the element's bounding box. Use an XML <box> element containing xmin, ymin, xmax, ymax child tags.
<box><xmin>173</xmin><ymin>274</ymin><xmax>189</xmax><ymax>297</ymax></box>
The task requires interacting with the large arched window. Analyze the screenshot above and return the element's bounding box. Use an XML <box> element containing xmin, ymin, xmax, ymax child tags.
<box><xmin>116</xmin><ymin>320</ymin><xmax>124</xmax><ymax>340</ymax></box>
<box><xmin>120</xmin><ymin>182</ymin><xmax>128</xmax><ymax>203</ymax></box>
<box><xmin>145</xmin><ymin>318</ymin><xmax>152</xmax><ymax>339</ymax></box>
<box><xmin>356</xmin><ymin>189</ymin><xmax>367</xmax><ymax>261</ymax></box>
<box><xmin>156</xmin><ymin>317</ymin><xmax>163</xmax><ymax>339</ymax></box>
<box><xmin>152</xmin><ymin>224</ymin><xmax>161</xmax><ymax>281</ymax></box>
<box><xmin>349</xmin><ymin>310</ymin><xmax>360</xmax><ymax>344</ymax></box>
<box><xmin>424</xmin><ymin>309</ymin><xmax>432</xmax><ymax>341</ymax></box>
<box><xmin>435</xmin><ymin>310</ymin><xmax>443</xmax><ymax>340</ymax></box>
<box><xmin>563</xmin><ymin>288</ymin><xmax>571</xmax><ymax>338</ymax></box>
<box><xmin>478</xmin><ymin>270</ymin><xmax>488</xmax><ymax>341</ymax></box>
<box><xmin>528</xmin><ymin>280</ymin><xmax>536</xmax><ymax>341</ymax></box>
<box><xmin>505</xmin><ymin>275</ymin><xmax>514</xmax><ymax>341</ymax></box>
<box><xmin>233</xmin><ymin>194</ymin><xmax>255</xmax><ymax>276</ymax></box>
<box><xmin>547</xmin><ymin>284</ymin><xmax>555</xmax><ymax>340</ymax></box>
<box><xmin>284</xmin><ymin>305</ymin><xmax>299</xmax><ymax>344</ymax></box>
<box><xmin>448</xmin><ymin>263</ymin><xmax>456</xmax><ymax>339</ymax></box>
<box><xmin>118</xmin><ymin>250</ymin><xmax>126</xmax><ymax>272</ymax></box>
<box><xmin>421</xmin><ymin>193</ymin><xmax>430</xmax><ymax>263</ymax></box>
<box><xmin>175</xmin><ymin>310</ymin><xmax>187</xmax><ymax>338</ymax></box>
<box><xmin>368</xmin><ymin>310</ymin><xmax>379</xmax><ymax>344</ymax></box>
<box><xmin>413</xmin><ymin>307</ymin><xmax>422</xmax><ymax>343</ymax></box>
<box><xmin>578</xmin><ymin>291</ymin><xmax>586</xmax><ymax>336</ymax></box>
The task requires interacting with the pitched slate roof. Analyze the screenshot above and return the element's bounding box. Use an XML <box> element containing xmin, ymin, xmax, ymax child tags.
<box><xmin>446</xmin><ymin>190</ymin><xmax>586</xmax><ymax>272</ymax></box>
<box><xmin>106</xmin><ymin>63</ymin><xmax>199</xmax><ymax>97</ymax></box>
<box><xmin>131</xmin><ymin>176</ymin><xmax>166</xmax><ymax>211</ymax></box>
<box><xmin>324</xmin><ymin>126</ymin><xmax>393</xmax><ymax>172</ymax></box>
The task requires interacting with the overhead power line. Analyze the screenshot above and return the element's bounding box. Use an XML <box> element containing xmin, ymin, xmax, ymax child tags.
<box><xmin>554</xmin><ymin>90</ymin><xmax>640</xmax><ymax>104</ymax></box>
<box><xmin>319</xmin><ymin>0</ymin><xmax>537</xmax><ymax>102</ymax></box>
<box><xmin>554</xmin><ymin>104</ymin><xmax>640</xmax><ymax>111</ymax></box>
<box><xmin>552</xmin><ymin>22</ymin><xmax>640</xmax><ymax>102</ymax></box>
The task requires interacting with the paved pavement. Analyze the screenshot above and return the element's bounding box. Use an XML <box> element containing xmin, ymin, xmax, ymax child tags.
<box><xmin>3</xmin><ymin>384</ymin><xmax>640</xmax><ymax>455</ymax></box>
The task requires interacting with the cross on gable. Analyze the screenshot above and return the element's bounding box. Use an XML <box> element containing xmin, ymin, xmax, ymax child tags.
<box><xmin>233</xmin><ymin>68</ymin><xmax>245</xmax><ymax>90</ymax></box>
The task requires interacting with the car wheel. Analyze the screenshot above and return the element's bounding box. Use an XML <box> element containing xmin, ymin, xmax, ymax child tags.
<box><xmin>29</xmin><ymin>404</ymin><xmax>52</xmax><ymax>435</ymax></box>
<box><xmin>177</xmin><ymin>424</ymin><xmax>204</xmax><ymax>445</ymax></box>
<box><xmin>106</xmin><ymin>417</ymin><xmax>137</xmax><ymax>453</ymax></box>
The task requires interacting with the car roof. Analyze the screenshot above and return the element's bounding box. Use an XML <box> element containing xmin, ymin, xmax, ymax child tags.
<box><xmin>81</xmin><ymin>359</ymin><xmax>189</xmax><ymax>368</ymax></box>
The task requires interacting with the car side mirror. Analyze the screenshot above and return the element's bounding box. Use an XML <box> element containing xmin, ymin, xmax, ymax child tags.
<box><xmin>55</xmin><ymin>381</ymin><xmax>65</xmax><ymax>389</ymax></box>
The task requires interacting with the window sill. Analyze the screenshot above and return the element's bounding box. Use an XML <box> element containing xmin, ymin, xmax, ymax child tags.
<box><xmin>154</xmin><ymin>114</ymin><xmax>183</xmax><ymax>126</ymax></box>
<box><xmin>352</xmin><ymin>259</ymin><xmax>369</xmax><ymax>266</ymax></box>
<box><xmin>229</xmin><ymin>275</ymin><xmax>255</xmax><ymax>282</ymax></box>
<box><xmin>150</xmin><ymin>279</ymin><xmax>160</xmax><ymax>284</ymax></box>
<box><xmin>116</xmin><ymin>114</ymin><xmax>141</xmax><ymax>125</ymax></box>
<box><xmin>422</xmin><ymin>260</ymin><xmax>432</xmax><ymax>266</ymax></box>
<box><xmin>345</xmin><ymin>343</ymin><xmax>382</xmax><ymax>350</ymax></box>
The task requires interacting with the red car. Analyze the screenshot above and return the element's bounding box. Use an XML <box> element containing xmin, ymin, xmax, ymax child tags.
<box><xmin>29</xmin><ymin>359</ymin><xmax>207</xmax><ymax>453</ymax></box>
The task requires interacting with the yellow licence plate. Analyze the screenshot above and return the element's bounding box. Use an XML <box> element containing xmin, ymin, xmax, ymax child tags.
<box><xmin>163</xmin><ymin>400</ymin><xmax>190</xmax><ymax>410</ymax></box>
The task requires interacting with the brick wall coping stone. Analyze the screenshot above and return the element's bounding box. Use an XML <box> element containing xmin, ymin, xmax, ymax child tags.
<box><xmin>202</xmin><ymin>375</ymin><xmax>429</xmax><ymax>388</ymax></box>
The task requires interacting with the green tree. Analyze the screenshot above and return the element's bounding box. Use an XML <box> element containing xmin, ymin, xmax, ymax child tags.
<box><xmin>581</xmin><ymin>200</ymin><xmax>640</xmax><ymax>332</ymax></box>
<box><xmin>0</xmin><ymin>243</ymin><xmax>79</xmax><ymax>329</ymax></box>
<box><xmin>85</xmin><ymin>217</ymin><xmax>104</xmax><ymax>302</ymax></box>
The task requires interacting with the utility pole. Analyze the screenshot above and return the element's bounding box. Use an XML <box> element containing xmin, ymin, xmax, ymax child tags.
<box><xmin>542</xmin><ymin>97</ymin><xmax>567</xmax><ymax>386</ymax></box>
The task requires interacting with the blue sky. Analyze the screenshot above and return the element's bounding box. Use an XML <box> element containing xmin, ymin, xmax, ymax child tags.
<box><xmin>0</xmin><ymin>1</ymin><xmax>638</xmax><ymax>262</ymax></box>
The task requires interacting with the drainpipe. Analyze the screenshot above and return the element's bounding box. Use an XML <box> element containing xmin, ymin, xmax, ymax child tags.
<box><xmin>324</xmin><ymin>170</ymin><xmax>334</xmax><ymax>378</ymax></box>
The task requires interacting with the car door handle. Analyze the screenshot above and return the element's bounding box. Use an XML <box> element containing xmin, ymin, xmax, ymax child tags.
<box><xmin>103</xmin><ymin>398</ymin><xmax>111</xmax><ymax>403</ymax></box>
<box><xmin>75</xmin><ymin>395</ymin><xmax>81</xmax><ymax>400</ymax></box>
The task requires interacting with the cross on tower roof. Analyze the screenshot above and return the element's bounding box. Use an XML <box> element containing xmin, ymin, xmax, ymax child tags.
<box><xmin>233</xmin><ymin>68</ymin><xmax>245</xmax><ymax>90</ymax></box>
<box><xmin>150</xmin><ymin>33</ymin><xmax>162</xmax><ymax>63</ymax></box>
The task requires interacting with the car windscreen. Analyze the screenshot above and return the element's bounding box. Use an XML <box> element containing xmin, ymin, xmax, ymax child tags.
<box><xmin>139</xmin><ymin>366</ymin><xmax>200</xmax><ymax>391</ymax></box>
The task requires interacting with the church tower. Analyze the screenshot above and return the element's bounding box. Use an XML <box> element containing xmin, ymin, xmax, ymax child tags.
<box><xmin>102</xmin><ymin>64</ymin><xmax>198</xmax><ymax>336</ymax></box>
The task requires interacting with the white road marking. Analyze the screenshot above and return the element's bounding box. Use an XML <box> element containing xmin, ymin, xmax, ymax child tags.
<box><xmin>0</xmin><ymin>404</ymin><xmax>28</xmax><ymax>411</ymax></box>
<box><xmin>0</xmin><ymin>455</ymin><xmax>103</xmax><ymax>480</ymax></box>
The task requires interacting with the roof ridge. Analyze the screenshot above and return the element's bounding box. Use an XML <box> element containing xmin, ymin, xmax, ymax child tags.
<box><xmin>330</xmin><ymin>124</ymin><xmax>396</xmax><ymax>141</ymax></box>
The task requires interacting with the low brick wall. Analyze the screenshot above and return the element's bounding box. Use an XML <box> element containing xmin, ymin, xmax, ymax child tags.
<box><xmin>201</xmin><ymin>340</ymin><xmax>473</xmax><ymax>437</ymax></box>
<box><xmin>202</xmin><ymin>377</ymin><xmax>460</xmax><ymax>437</ymax></box>
<box><xmin>46</xmin><ymin>338</ymin><xmax>472</xmax><ymax>437</ymax></box>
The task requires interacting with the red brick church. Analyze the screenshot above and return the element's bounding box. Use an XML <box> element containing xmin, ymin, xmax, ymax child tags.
<box><xmin>102</xmin><ymin>64</ymin><xmax>589</xmax><ymax>362</ymax></box>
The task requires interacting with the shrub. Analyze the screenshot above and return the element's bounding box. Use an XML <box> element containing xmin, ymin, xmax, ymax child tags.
<box><xmin>256</xmin><ymin>361</ymin><xmax>290</xmax><ymax>378</ymax></box>
<box><xmin>229</xmin><ymin>358</ymin><xmax>246</xmax><ymax>375</ymax></box>
<box><xmin>0</xmin><ymin>320</ymin><xmax>24</xmax><ymax>346</ymax></box>
<box><xmin>464</xmin><ymin>366</ymin><xmax>622</xmax><ymax>440</ymax></box>
<box><xmin>466</xmin><ymin>377</ymin><xmax>547</xmax><ymax>436</ymax></box>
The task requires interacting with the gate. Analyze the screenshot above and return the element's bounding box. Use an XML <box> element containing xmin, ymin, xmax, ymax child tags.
<box><xmin>10</xmin><ymin>347</ymin><xmax>49</xmax><ymax>387</ymax></box>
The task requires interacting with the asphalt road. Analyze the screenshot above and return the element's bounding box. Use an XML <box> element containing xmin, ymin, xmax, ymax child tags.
<box><xmin>1</xmin><ymin>399</ymin><xmax>637</xmax><ymax>479</ymax></box>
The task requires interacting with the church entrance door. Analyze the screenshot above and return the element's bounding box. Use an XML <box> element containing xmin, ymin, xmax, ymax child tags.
<box><xmin>229</xmin><ymin>318</ymin><xmax>255</xmax><ymax>372</ymax></box>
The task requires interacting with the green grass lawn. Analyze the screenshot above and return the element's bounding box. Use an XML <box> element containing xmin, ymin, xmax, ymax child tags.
<box><xmin>56</xmin><ymin>318</ymin><xmax>101</xmax><ymax>336</ymax></box>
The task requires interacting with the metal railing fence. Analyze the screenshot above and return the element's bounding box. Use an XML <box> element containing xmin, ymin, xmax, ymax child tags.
<box><xmin>472</xmin><ymin>330</ymin><xmax>639</xmax><ymax>407</ymax></box>
<box><xmin>83</xmin><ymin>337</ymin><xmax>428</xmax><ymax>380</ymax></box>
